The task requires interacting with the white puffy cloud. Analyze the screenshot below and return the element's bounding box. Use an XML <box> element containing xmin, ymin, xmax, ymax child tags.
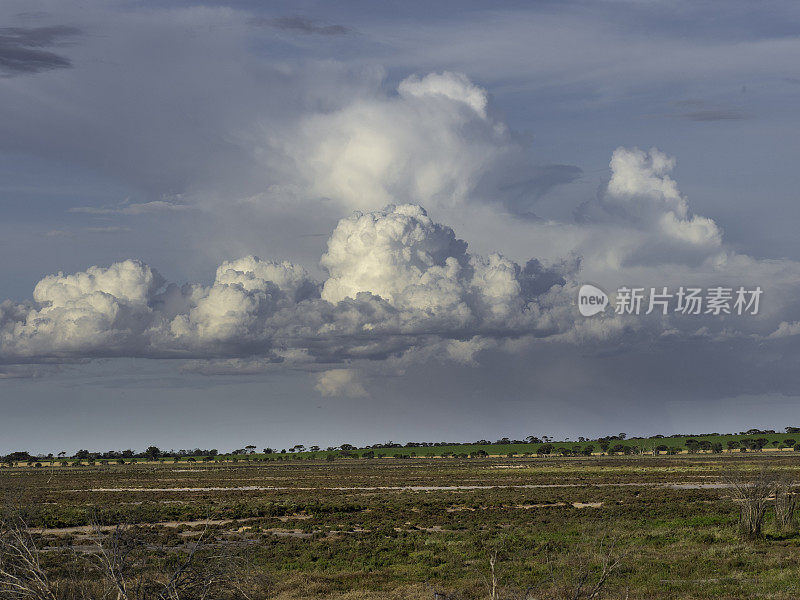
<box><xmin>320</xmin><ymin>204</ymin><xmax>537</xmax><ymax>326</ymax></box>
<box><xmin>314</xmin><ymin>369</ymin><xmax>368</xmax><ymax>397</ymax></box>
<box><xmin>0</xmin><ymin>204</ymin><xmax>570</xmax><ymax>366</ymax></box>
<box><xmin>282</xmin><ymin>72</ymin><xmax>513</xmax><ymax>212</ymax></box>
<box><xmin>564</xmin><ymin>146</ymin><xmax>731</xmax><ymax>275</ymax></box>
<box><xmin>605</xmin><ymin>147</ymin><xmax>721</xmax><ymax>248</ymax></box>
<box><xmin>0</xmin><ymin>260</ymin><xmax>162</xmax><ymax>359</ymax></box>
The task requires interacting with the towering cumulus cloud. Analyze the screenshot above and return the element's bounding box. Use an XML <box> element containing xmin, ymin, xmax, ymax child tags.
<box><xmin>286</xmin><ymin>72</ymin><xmax>513</xmax><ymax>211</ymax></box>
<box><xmin>606</xmin><ymin>147</ymin><xmax>721</xmax><ymax>249</ymax></box>
<box><xmin>574</xmin><ymin>147</ymin><xmax>726</xmax><ymax>271</ymax></box>
<box><xmin>3</xmin><ymin>145</ymin><xmax>800</xmax><ymax>393</ymax></box>
<box><xmin>321</xmin><ymin>204</ymin><xmax>527</xmax><ymax>323</ymax></box>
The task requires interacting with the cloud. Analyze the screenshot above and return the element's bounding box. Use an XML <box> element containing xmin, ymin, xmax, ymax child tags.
<box><xmin>45</xmin><ymin>226</ymin><xmax>131</xmax><ymax>237</ymax></box>
<box><xmin>0</xmin><ymin>364</ymin><xmax>56</xmax><ymax>379</ymax></box>
<box><xmin>181</xmin><ymin>357</ymin><xmax>287</xmax><ymax>375</ymax></box>
<box><xmin>677</xmin><ymin>108</ymin><xmax>752</xmax><ymax>122</ymax></box>
<box><xmin>278</xmin><ymin>71</ymin><xmax>540</xmax><ymax>213</ymax></box>
<box><xmin>492</xmin><ymin>164</ymin><xmax>583</xmax><ymax>220</ymax></box>
<box><xmin>574</xmin><ymin>147</ymin><xmax>723</xmax><ymax>269</ymax></box>
<box><xmin>668</xmin><ymin>101</ymin><xmax>753</xmax><ymax>122</ymax></box>
<box><xmin>69</xmin><ymin>201</ymin><xmax>194</xmax><ymax>216</ymax></box>
<box><xmin>0</xmin><ymin>25</ymin><xmax>79</xmax><ymax>76</ymax></box>
<box><xmin>3</xmin><ymin>138</ymin><xmax>800</xmax><ymax>402</ymax></box>
<box><xmin>252</xmin><ymin>15</ymin><xmax>352</xmax><ymax>36</ymax></box>
<box><xmin>769</xmin><ymin>321</ymin><xmax>800</xmax><ymax>338</ymax></box>
<box><xmin>0</xmin><ymin>204</ymin><xmax>572</xmax><ymax>366</ymax></box>
<box><xmin>314</xmin><ymin>369</ymin><xmax>367</xmax><ymax>397</ymax></box>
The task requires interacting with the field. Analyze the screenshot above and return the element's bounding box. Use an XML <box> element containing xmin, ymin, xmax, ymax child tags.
<box><xmin>8</xmin><ymin>431</ymin><xmax>800</xmax><ymax>468</ymax></box>
<box><xmin>2</xmin><ymin>453</ymin><xmax>800</xmax><ymax>599</ymax></box>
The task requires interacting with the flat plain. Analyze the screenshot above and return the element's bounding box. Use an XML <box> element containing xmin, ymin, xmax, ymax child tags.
<box><xmin>2</xmin><ymin>454</ymin><xmax>800</xmax><ymax>599</ymax></box>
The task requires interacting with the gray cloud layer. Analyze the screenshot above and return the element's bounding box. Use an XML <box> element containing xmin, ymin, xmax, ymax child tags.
<box><xmin>0</xmin><ymin>25</ymin><xmax>79</xmax><ymax>75</ymax></box>
<box><xmin>252</xmin><ymin>15</ymin><xmax>352</xmax><ymax>36</ymax></box>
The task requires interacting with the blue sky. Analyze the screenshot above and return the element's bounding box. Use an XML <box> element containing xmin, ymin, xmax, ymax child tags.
<box><xmin>1</xmin><ymin>0</ymin><xmax>800</xmax><ymax>454</ymax></box>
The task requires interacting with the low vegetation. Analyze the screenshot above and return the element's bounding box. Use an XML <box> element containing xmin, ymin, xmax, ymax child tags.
<box><xmin>4</xmin><ymin>426</ymin><xmax>800</xmax><ymax>467</ymax></box>
<box><xmin>2</xmin><ymin>451</ymin><xmax>800</xmax><ymax>598</ymax></box>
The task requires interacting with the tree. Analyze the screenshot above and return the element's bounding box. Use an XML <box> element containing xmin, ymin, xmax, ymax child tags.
<box><xmin>537</xmin><ymin>443</ymin><xmax>554</xmax><ymax>456</ymax></box>
<box><xmin>145</xmin><ymin>446</ymin><xmax>161</xmax><ymax>460</ymax></box>
<box><xmin>775</xmin><ymin>475</ymin><xmax>797</xmax><ymax>532</ymax></box>
<box><xmin>245</xmin><ymin>445</ymin><xmax>256</xmax><ymax>454</ymax></box>
<box><xmin>727</xmin><ymin>440</ymin><xmax>740</xmax><ymax>451</ymax></box>
<box><xmin>725</xmin><ymin>467</ymin><xmax>778</xmax><ymax>539</ymax></box>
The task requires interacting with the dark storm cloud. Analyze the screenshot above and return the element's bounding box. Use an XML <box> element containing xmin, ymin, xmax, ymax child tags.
<box><xmin>251</xmin><ymin>16</ymin><xmax>352</xmax><ymax>36</ymax></box>
<box><xmin>0</xmin><ymin>25</ymin><xmax>79</xmax><ymax>75</ymax></box>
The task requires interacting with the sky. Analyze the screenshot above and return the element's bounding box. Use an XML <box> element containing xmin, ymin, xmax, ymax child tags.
<box><xmin>1</xmin><ymin>0</ymin><xmax>800</xmax><ymax>454</ymax></box>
